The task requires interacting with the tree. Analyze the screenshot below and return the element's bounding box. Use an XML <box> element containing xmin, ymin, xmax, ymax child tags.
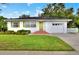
<box><xmin>41</xmin><ymin>3</ymin><xmax>75</xmax><ymax>18</ymax></box>
<box><xmin>41</xmin><ymin>3</ymin><xmax>77</xmax><ymax>28</ymax></box>
<box><xmin>74</xmin><ymin>8</ymin><xmax>79</xmax><ymax>28</ymax></box>
<box><xmin>65</xmin><ymin>8</ymin><xmax>74</xmax><ymax>18</ymax></box>
<box><xmin>0</xmin><ymin>16</ymin><xmax>7</xmax><ymax>31</ymax></box>
<box><xmin>77</xmin><ymin>8</ymin><xmax>79</xmax><ymax>16</ymax></box>
<box><xmin>65</xmin><ymin>8</ymin><xmax>76</xmax><ymax>28</ymax></box>
<box><xmin>19</xmin><ymin>14</ymin><xmax>30</xmax><ymax>19</ymax></box>
<box><xmin>52</xmin><ymin>3</ymin><xmax>65</xmax><ymax>17</ymax></box>
<box><xmin>41</xmin><ymin>3</ymin><xmax>66</xmax><ymax>17</ymax></box>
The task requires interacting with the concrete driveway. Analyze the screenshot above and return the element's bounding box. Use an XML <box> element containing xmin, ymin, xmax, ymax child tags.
<box><xmin>0</xmin><ymin>33</ymin><xmax>79</xmax><ymax>55</ymax></box>
<box><xmin>51</xmin><ymin>33</ymin><xmax>79</xmax><ymax>51</ymax></box>
<box><xmin>49</xmin><ymin>33</ymin><xmax>79</xmax><ymax>54</ymax></box>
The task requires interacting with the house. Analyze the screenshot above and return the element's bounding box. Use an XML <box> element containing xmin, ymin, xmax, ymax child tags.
<box><xmin>5</xmin><ymin>17</ymin><xmax>72</xmax><ymax>34</ymax></box>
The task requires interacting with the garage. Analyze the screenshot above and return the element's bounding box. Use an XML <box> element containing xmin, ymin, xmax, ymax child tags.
<box><xmin>44</xmin><ymin>21</ymin><xmax>66</xmax><ymax>33</ymax></box>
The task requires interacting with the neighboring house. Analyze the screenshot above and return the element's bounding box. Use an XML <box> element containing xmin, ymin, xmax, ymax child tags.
<box><xmin>5</xmin><ymin>17</ymin><xmax>72</xmax><ymax>34</ymax></box>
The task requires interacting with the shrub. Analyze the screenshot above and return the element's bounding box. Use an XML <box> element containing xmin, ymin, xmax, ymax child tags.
<box><xmin>26</xmin><ymin>30</ymin><xmax>31</xmax><ymax>34</ymax></box>
<box><xmin>17</xmin><ymin>30</ymin><xmax>27</xmax><ymax>32</ymax></box>
<box><xmin>5</xmin><ymin>31</ymin><xmax>15</xmax><ymax>34</ymax></box>
<box><xmin>0</xmin><ymin>32</ymin><xmax>5</xmax><ymax>34</ymax></box>
<box><xmin>0</xmin><ymin>30</ymin><xmax>31</xmax><ymax>35</ymax></box>
<box><xmin>17</xmin><ymin>30</ymin><xmax>31</xmax><ymax>35</ymax></box>
<box><xmin>0</xmin><ymin>31</ymin><xmax>15</xmax><ymax>35</ymax></box>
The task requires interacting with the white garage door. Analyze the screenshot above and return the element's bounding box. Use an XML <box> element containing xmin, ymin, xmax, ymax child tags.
<box><xmin>44</xmin><ymin>22</ymin><xmax>65</xmax><ymax>33</ymax></box>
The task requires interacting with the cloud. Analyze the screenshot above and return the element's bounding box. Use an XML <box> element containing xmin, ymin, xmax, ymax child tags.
<box><xmin>26</xmin><ymin>11</ymin><xmax>30</xmax><ymax>15</ymax></box>
<box><xmin>0</xmin><ymin>11</ymin><xmax>20</xmax><ymax>18</ymax></box>
<box><xmin>33</xmin><ymin>9</ymin><xmax>43</xmax><ymax>17</ymax></box>
<box><xmin>6</xmin><ymin>13</ymin><xmax>18</xmax><ymax>18</ymax></box>
<box><xmin>8</xmin><ymin>11</ymin><xmax>31</xmax><ymax>18</ymax></box>
<box><xmin>20</xmin><ymin>11</ymin><xmax>30</xmax><ymax>15</ymax></box>
<box><xmin>4</xmin><ymin>11</ymin><xmax>20</xmax><ymax>18</ymax></box>
<box><xmin>27</xmin><ymin>3</ymin><xmax>32</xmax><ymax>6</ymax></box>
<box><xmin>13</xmin><ymin>11</ymin><xmax>18</xmax><ymax>14</ymax></box>
<box><xmin>1</xmin><ymin>5</ymin><xmax>7</xmax><ymax>8</ymax></box>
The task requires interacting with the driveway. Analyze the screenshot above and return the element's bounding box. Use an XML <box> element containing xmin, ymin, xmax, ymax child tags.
<box><xmin>0</xmin><ymin>33</ymin><xmax>79</xmax><ymax>55</ymax></box>
<box><xmin>49</xmin><ymin>33</ymin><xmax>79</xmax><ymax>54</ymax></box>
<box><xmin>51</xmin><ymin>33</ymin><xmax>79</xmax><ymax>51</ymax></box>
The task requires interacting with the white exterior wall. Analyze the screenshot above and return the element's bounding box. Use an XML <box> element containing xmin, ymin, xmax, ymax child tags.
<box><xmin>7</xmin><ymin>20</ymin><xmax>68</xmax><ymax>33</ymax></box>
<box><xmin>43</xmin><ymin>21</ymin><xmax>67</xmax><ymax>33</ymax></box>
<box><xmin>7</xmin><ymin>21</ymin><xmax>39</xmax><ymax>33</ymax></box>
<box><xmin>64</xmin><ymin>22</ymin><xmax>67</xmax><ymax>33</ymax></box>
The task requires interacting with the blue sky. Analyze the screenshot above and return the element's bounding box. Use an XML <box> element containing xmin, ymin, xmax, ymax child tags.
<box><xmin>0</xmin><ymin>3</ymin><xmax>79</xmax><ymax>18</ymax></box>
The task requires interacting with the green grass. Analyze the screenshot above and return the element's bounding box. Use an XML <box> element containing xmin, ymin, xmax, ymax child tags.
<box><xmin>0</xmin><ymin>35</ymin><xmax>74</xmax><ymax>51</ymax></box>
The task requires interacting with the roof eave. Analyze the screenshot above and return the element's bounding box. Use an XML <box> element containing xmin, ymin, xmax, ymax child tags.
<box><xmin>4</xmin><ymin>19</ymin><xmax>72</xmax><ymax>22</ymax></box>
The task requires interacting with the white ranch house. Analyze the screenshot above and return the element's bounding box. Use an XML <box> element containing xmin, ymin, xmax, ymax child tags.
<box><xmin>5</xmin><ymin>17</ymin><xmax>77</xmax><ymax>34</ymax></box>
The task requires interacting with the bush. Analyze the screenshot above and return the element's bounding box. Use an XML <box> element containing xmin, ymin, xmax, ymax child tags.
<box><xmin>17</xmin><ymin>30</ymin><xmax>31</xmax><ymax>35</ymax></box>
<box><xmin>0</xmin><ymin>32</ymin><xmax>5</xmax><ymax>34</ymax></box>
<box><xmin>17</xmin><ymin>30</ymin><xmax>26</xmax><ymax>32</ymax></box>
<box><xmin>5</xmin><ymin>31</ymin><xmax>15</xmax><ymax>34</ymax></box>
<box><xmin>0</xmin><ymin>31</ymin><xmax>15</xmax><ymax>35</ymax></box>
<box><xmin>0</xmin><ymin>30</ymin><xmax>31</xmax><ymax>35</ymax></box>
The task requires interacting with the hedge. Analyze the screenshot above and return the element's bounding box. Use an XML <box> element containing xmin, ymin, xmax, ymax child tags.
<box><xmin>0</xmin><ymin>30</ymin><xmax>31</xmax><ymax>35</ymax></box>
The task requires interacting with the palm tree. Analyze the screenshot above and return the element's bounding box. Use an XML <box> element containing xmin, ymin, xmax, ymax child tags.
<box><xmin>65</xmin><ymin>7</ymin><xmax>74</xmax><ymax>18</ymax></box>
<box><xmin>66</xmin><ymin>7</ymin><xmax>75</xmax><ymax>28</ymax></box>
<box><xmin>42</xmin><ymin>3</ymin><xmax>66</xmax><ymax>17</ymax></box>
<box><xmin>51</xmin><ymin>3</ymin><xmax>65</xmax><ymax>17</ymax></box>
<box><xmin>77</xmin><ymin>8</ymin><xmax>79</xmax><ymax>16</ymax></box>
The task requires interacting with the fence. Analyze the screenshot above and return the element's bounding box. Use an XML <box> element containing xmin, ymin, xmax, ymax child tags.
<box><xmin>67</xmin><ymin>28</ymin><xmax>78</xmax><ymax>33</ymax></box>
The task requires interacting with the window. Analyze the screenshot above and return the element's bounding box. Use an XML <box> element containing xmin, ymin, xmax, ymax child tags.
<box><xmin>11</xmin><ymin>22</ymin><xmax>19</xmax><ymax>27</ymax></box>
<box><xmin>23</xmin><ymin>21</ymin><xmax>36</xmax><ymax>27</ymax></box>
<box><xmin>52</xmin><ymin>23</ymin><xmax>62</xmax><ymax>26</ymax></box>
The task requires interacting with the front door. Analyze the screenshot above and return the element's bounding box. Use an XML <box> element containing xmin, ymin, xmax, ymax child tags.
<box><xmin>39</xmin><ymin>21</ymin><xmax>43</xmax><ymax>31</ymax></box>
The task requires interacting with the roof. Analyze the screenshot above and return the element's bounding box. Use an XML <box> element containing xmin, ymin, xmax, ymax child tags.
<box><xmin>5</xmin><ymin>17</ymin><xmax>72</xmax><ymax>22</ymax></box>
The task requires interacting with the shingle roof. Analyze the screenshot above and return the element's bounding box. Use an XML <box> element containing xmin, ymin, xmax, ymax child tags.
<box><xmin>12</xmin><ymin>16</ymin><xmax>68</xmax><ymax>19</ymax></box>
<box><xmin>5</xmin><ymin>17</ymin><xmax>72</xmax><ymax>22</ymax></box>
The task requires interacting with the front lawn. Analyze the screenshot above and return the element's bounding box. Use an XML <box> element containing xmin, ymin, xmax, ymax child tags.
<box><xmin>0</xmin><ymin>35</ymin><xmax>74</xmax><ymax>51</ymax></box>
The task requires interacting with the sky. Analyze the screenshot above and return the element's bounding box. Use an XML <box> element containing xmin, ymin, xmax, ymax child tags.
<box><xmin>0</xmin><ymin>3</ymin><xmax>79</xmax><ymax>18</ymax></box>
